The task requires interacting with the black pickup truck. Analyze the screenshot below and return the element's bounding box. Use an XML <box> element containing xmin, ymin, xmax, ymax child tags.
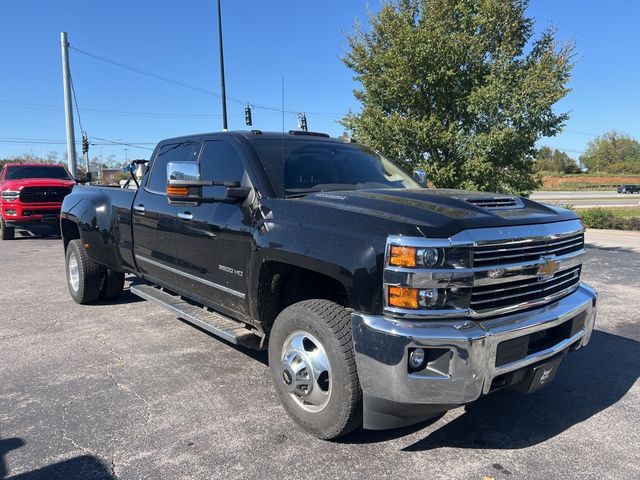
<box><xmin>61</xmin><ymin>130</ymin><xmax>597</xmax><ymax>439</ymax></box>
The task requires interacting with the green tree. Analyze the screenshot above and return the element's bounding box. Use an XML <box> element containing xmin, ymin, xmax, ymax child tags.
<box><xmin>342</xmin><ymin>0</ymin><xmax>574</xmax><ymax>194</ymax></box>
<box><xmin>579</xmin><ymin>131</ymin><xmax>640</xmax><ymax>174</ymax></box>
<box><xmin>535</xmin><ymin>146</ymin><xmax>580</xmax><ymax>174</ymax></box>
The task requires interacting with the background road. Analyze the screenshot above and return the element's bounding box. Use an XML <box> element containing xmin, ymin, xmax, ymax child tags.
<box><xmin>1</xmin><ymin>230</ymin><xmax>638</xmax><ymax>480</ymax></box>
<box><xmin>530</xmin><ymin>191</ymin><xmax>640</xmax><ymax>208</ymax></box>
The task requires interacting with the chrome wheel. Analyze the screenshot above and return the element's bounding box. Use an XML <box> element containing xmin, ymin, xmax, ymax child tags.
<box><xmin>68</xmin><ymin>253</ymin><xmax>80</xmax><ymax>292</ymax></box>
<box><xmin>280</xmin><ymin>330</ymin><xmax>331</xmax><ymax>413</ymax></box>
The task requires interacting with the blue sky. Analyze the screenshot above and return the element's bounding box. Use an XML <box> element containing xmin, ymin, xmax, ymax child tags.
<box><xmin>1</xmin><ymin>0</ymin><xmax>638</xmax><ymax>164</ymax></box>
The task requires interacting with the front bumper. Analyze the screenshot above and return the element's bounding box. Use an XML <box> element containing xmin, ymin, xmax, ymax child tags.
<box><xmin>352</xmin><ymin>283</ymin><xmax>597</xmax><ymax>427</ymax></box>
<box><xmin>1</xmin><ymin>202</ymin><xmax>61</xmax><ymax>225</ymax></box>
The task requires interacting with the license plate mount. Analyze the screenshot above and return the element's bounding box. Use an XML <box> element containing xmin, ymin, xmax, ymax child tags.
<box><xmin>525</xmin><ymin>353</ymin><xmax>565</xmax><ymax>394</ymax></box>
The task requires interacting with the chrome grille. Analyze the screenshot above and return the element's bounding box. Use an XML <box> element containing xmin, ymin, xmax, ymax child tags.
<box><xmin>19</xmin><ymin>187</ymin><xmax>71</xmax><ymax>203</ymax></box>
<box><xmin>382</xmin><ymin>220</ymin><xmax>586</xmax><ymax>320</ymax></box>
<box><xmin>470</xmin><ymin>265</ymin><xmax>581</xmax><ymax>314</ymax></box>
<box><xmin>473</xmin><ymin>232</ymin><xmax>584</xmax><ymax>268</ymax></box>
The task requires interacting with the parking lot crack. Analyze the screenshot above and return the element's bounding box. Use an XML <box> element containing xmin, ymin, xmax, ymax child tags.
<box><xmin>105</xmin><ymin>369</ymin><xmax>153</xmax><ymax>425</ymax></box>
<box><xmin>98</xmin><ymin>334</ymin><xmax>153</xmax><ymax>426</ymax></box>
<box><xmin>110</xmin><ymin>457</ymin><xmax>120</xmax><ymax>480</ymax></box>
<box><xmin>61</xmin><ymin>399</ymin><xmax>95</xmax><ymax>455</ymax></box>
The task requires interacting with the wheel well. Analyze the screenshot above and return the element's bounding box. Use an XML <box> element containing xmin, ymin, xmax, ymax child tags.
<box><xmin>257</xmin><ymin>261</ymin><xmax>349</xmax><ymax>333</ymax></box>
<box><xmin>61</xmin><ymin>219</ymin><xmax>80</xmax><ymax>251</ymax></box>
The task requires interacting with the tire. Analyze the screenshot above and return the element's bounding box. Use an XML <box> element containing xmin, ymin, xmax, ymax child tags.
<box><xmin>1</xmin><ymin>219</ymin><xmax>15</xmax><ymax>240</ymax></box>
<box><xmin>100</xmin><ymin>269</ymin><xmax>125</xmax><ymax>301</ymax></box>
<box><xmin>268</xmin><ymin>299</ymin><xmax>362</xmax><ymax>440</ymax></box>
<box><xmin>65</xmin><ymin>239</ymin><xmax>102</xmax><ymax>304</ymax></box>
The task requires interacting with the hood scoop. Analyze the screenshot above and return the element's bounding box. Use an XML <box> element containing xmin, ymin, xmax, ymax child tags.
<box><xmin>465</xmin><ymin>196</ymin><xmax>523</xmax><ymax>210</ymax></box>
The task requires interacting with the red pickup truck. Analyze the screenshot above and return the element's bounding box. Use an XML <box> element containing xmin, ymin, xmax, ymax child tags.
<box><xmin>0</xmin><ymin>163</ymin><xmax>75</xmax><ymax>240</ymax></box>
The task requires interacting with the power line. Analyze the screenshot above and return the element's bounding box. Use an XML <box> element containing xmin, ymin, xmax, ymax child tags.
<box><xmin>89</xmin><ymin>136</ymin><xmax>155</xmax><ymax>151</ymax></box>
<box><xmin>69</xmin><ymin>46</ymin><xmax>345</xmax><ymax>118</ymax></box>
<box><xmin>0</xmin><ymin>100</ymin><xmax>255</xmax><ymax>119</ymax></box>
<box><xmin>69</xmin><ymin>75</ymin><xmax>85</xmax><ymax>135</ymax></box>
<box><xmin>0</xmin><ymin>136</ymin><xmax>155</xmax><ymax>150</ymax></box>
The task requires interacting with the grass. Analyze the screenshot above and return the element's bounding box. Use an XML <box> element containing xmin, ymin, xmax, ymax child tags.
<box><xmin>577</xmin><ymin>207</ymin><xmax>640</xmax><ymax>230</ymax></box>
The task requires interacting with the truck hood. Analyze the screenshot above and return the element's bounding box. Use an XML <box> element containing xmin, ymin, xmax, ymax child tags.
<box><xmin>294</xmin><ymin>188</ymin><xmax>578</xmax><ymax>238</ymax></box>
<box><xmin>1</xmin><ymin>178</ymin><xmax>76</xmax><ymax>190</ymax></box>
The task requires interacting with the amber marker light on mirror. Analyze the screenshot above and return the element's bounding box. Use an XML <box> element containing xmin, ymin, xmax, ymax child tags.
<box><xmin>388</xmin><ymin>286</ymin><xmax>419</xmax><ymax>309</ymax></box>
<box><xmin>167</xmin><ymin>186</ymin><xmax>189</xmax><ymax>196</ymax></box>
<box><xmin>389</xmin><ymin>246</ymin><xmax>416</xmax><ymax>267</ymax></box>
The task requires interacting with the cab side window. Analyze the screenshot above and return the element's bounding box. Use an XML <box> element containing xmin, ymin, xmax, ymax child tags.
<box><xmin>199</xmin><ymin>140</ymin><xmax>246</xmax><ymax>197</ymax></box>
<box><xmin>147</xmin><ymin>141</ymin><xmax>196</xmax><ymax>193</ymax></box>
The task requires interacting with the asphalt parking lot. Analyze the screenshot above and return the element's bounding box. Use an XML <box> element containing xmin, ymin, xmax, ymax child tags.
<box><xmin>1</xmin><ymin>228</ymin><xmax>639</xmax><ymax>480</ymax></box>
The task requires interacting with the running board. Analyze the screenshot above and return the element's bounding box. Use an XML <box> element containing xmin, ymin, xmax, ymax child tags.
<box><xmin>130</xmin><ymin>284</ymin><xmax>261</xmax><ymax>348</ymax></box>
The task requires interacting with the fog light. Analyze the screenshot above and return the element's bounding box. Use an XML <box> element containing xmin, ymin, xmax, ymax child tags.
<box><xmin>5</xmin><ymin>209</ymin><xmax>16</xmax><ymax>215</ymax></box>
<box><xmin>409</xmin><ymin>348</ymin><xmax>425</xmax><ymax>369</ymax></box>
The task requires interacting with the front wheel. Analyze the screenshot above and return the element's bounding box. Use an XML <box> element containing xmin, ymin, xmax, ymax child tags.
<box><xmin>268</xmin><ymin>299</ymin><xmax>362</xmax><ymax>440</ymax></box>
<box><xmin>0</xmin><ymin>219</ymin><xmax>15</xmax><ymax>240</ymax></box>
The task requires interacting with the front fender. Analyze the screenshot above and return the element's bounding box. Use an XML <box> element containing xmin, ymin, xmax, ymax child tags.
<box><xmin>62</xmin><ymin>192</ymin><xmax>125</xmax><ymax>272</ymax></box>
<box><xmin>247</xmin><ymin>220</ymin><xmax>386</xmax><ymax>318</ymax></box>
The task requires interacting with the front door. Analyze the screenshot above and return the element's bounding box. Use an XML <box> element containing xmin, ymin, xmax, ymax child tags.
<box><xmin>172</xmin><ymin>139</ymin><xmax>254</xmax><ymax>317</ymax></box>
<box><xmin>132</xmin><ymin>140</ymin><xmax>199</xmax><ymax>288</ymax></box>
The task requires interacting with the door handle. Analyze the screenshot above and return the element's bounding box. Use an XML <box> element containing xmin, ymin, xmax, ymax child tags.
<box><xmin>177</xmin><ymin>212</ymin><xmax>193</xmax><ymax>221</ymax></box>
<box><xmin>133</xmin><ymin>205</ymin><xmax>146</xmax><ymax>214</ymax></box>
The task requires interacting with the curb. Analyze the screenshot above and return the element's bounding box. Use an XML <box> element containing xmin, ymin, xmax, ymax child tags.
<box><xmin>585</xmin><ymin>228</ymin><xmax>640</xmax><ymax>237</ymax></box>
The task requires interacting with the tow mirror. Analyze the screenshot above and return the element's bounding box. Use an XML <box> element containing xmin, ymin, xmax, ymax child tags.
<box><xmin>166</xmin><ymin>161</ymin><xmax>251</xmax><ymax>204</ymax></box>
<box><xmin>413</xmin><ymin>169</ymin><xmax>427</xmax><ymax>187</ymax></box>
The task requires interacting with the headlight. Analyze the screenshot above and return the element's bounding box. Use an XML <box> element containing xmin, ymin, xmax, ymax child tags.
<box><xmin>388</xmin><ymin>245</ymin><xmax>470</xmax><ymax>269</ymax></box>
<box><xmin>1</xmin><ymin>190</ymin><xmax>19</xmax><ymax>200</ymax></box>
<box><xmin>388</xmin><ymin>285</ymin><xmax>469</xmax><ymax>311</ymax></box>
<box><xmin>385</xmin><ymin>237</ymin><xmax>472</xmax><ymax>314</ymax></box>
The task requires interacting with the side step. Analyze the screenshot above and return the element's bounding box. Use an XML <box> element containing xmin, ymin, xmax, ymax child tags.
<box><xmin>130</xmin><ymin>284</ymin><xmax>262</xmax><ymax>348</ymax></box>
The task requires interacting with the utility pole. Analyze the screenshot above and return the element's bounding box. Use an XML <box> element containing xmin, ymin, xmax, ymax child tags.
<box><xmin>60</xmin><ymin>32</ymin><xmax>77</xmax><ymax>178</ymax></box>
<box><xmin>217</xmin><ymin>0</ymin><xmax>228</xmax><ymax>131</ymax></box>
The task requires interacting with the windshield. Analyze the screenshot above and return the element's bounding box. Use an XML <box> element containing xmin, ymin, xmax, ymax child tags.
<box><xmin>251</xmin><ymin>139</ymin><xmax>420</xmax><ymax>197</ymax></box>
<box><xmin>5</xmin><ymin>165</ymin><xmax>72</xmax><ymax>181</ymax></box>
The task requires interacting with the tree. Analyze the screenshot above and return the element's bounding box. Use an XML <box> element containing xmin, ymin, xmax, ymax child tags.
<box><xmin>342</xmin><ymin>0</ymin><xmax>574</xmax><ymax>194</ymax></box>
<box><xmin>0</xmin><ymin>152</ymin><xmax>64</xmax><ymax>168</ymax></box>
<box><xmin>535</xmin><ymin>146</ymin><xmax>580</xmax><ymax>174</ymax></box>
<box><xmin>579</xmin><ymin>131</ymin><xmax>640</xmax><ymax>174</ymax></box>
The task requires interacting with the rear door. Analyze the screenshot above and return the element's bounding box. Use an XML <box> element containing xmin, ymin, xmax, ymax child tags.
<box><xmin>172</xmin><ymin>138</ymin><xmax>255</xmax><ymax>317</ymax></box>
<box><xmin>132</xmin><ymin>140</ymin><xmax>199</xmax><ymax>287</ymax></box>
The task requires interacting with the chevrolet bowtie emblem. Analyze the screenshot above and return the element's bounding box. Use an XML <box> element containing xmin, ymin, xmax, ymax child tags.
<box><xmin>537</xmin><ymin>256</ymin><xmax>559</xmax><ymax>281</ymax></box>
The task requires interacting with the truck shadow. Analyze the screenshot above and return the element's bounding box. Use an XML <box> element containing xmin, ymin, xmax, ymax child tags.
<box><xmin>0</xmin><ymin>438</ymin><xmax>115</xmax><ymax>480</ymax></box>
<box><xmin>344</xmin><ymin>330</ymin><xmax>639</xmax><ymax>449</ymax></box>
<box><xmin>12</xmin><ymin>226</ymin><xmax>61</xmax><ymax>241</ymax></box>
<box><xmin>585</xmin><ymin>244</ymin><xmax>638</xmax><ymax>255</ymax></box>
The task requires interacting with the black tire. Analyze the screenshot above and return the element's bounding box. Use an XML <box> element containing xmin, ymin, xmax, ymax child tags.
<box><xmin>100</xmin><ymin>269</ymin><xmax>125</xmax><ymax>301</ymax></box>
<box><xmin>268</xmin><ymin>299</ymin><xmax>362</xmax><ymax>440</ymax></box>
<box><xmin>1</xmin><ymin>219</ymin><xmax>15</xmax><ymax>240</ymax></box>
<box><xmin>65</xmin><ymin>239</ymin><xmax>102</xmax><ymax>304</ymax></box>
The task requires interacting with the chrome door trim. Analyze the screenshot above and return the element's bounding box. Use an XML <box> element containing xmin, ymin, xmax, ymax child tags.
<box><xmin>136</xmin><ymin>255</ymin><xmax>246</xmax><ymax>299</ymax></box>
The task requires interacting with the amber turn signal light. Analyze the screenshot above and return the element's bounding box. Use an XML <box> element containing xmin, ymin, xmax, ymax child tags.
<box><xmin>167</xmin><ymin>186</ymin><xmax>189</xmax><ymax>196</ymax></box>
<box><xmin>388</xmin><ymin>286</ymin><xmax>419</xmax><ymax>309</ymax></box>
<box><xmin>389</xmin><ymin>246</ymin><xmax>416</xmax><ymax>267</ymax></box>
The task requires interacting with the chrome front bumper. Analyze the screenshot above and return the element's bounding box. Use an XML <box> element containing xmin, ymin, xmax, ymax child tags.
<box><xmin>352</xmin><ymin>283</ymin><xmax>597</xmax><ymax>407</ymax></box>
